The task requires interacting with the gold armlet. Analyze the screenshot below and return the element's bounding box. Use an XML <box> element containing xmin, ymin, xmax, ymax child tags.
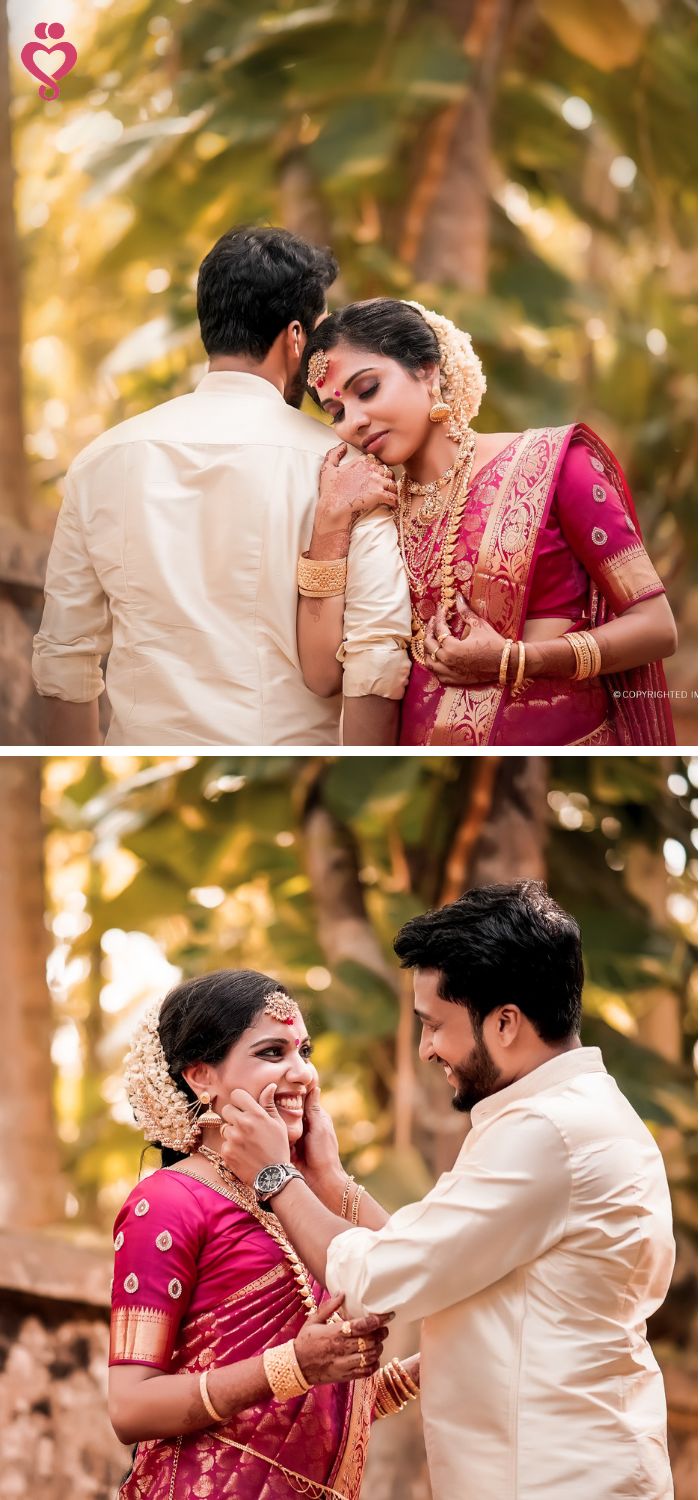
<box><xmin>298</xmin><ymin>552</ymin><xmax>348</xmax><ymax>598</ymax></box>
<box><xmin>263</xmin><ymin>1340</ymin><xmax>310</xmax><ymax>1401</ymax></box>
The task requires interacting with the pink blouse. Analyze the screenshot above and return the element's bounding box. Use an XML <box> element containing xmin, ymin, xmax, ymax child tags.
<box><xmin>526</xmin><ymin>432</ymin><xmax>664</xmax><ymax>621</ymax></box>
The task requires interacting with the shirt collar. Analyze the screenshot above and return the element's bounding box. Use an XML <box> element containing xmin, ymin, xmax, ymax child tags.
<box><xmin>470</xmin><ymin>1046</ymin><xmax>605</xmax><ymax>1125</ymax></box>
<box><xmin>194</xmin><ymin>370</ymin><xmax>285</xmax><ymax>403</ymax></box>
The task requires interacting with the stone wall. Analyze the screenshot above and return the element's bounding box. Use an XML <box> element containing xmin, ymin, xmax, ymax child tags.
<box><xmin>0</xmin><ymin>1228</ymin><xmax>130</xmax><ymax>1499</ymax></box>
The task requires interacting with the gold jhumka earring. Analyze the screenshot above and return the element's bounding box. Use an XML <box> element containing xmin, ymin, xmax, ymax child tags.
<box><xmin>197</xmin><ymin>1091</ymin><xmax>221</xmax><ymax>1128</ymax></box>
<box><xmin>428</xmin><ymin>386</ymin><xmax>451</xmax><ymax>423</ymax></box>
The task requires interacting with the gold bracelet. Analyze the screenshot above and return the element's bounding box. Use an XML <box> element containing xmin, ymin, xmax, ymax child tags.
<box><xmin>199</xmin><ymin>1368</ymin><xmax>226</xmax><ymax>1423</ymax></box>
<box><xmin>498</xmin><ymin>640</ymin><xmax>512</xmax><ymax>688</ymax></box>
<box><xmin>298</xmin><ymin>551</ymin><xmax>348</xmax><ymax>597</ymax></box>
<box><xmin>340</xmin><ymin>1174</ymin><xmax>355</xmax><ymax>1221</ymax></box>
<box><xmin>350</xmin><ymin>1183</ymin><xmax>366</xmax><ymax>1226</ymax></box>
<box><xmin>263</xmin><ymin>1340</ymin><xmax>310</xmax><ymax>1401</ymax></box>
<box><xmin>511</xmin><ymin>639</ymin><xmax>526</xmax><ymax>695</ymax></box>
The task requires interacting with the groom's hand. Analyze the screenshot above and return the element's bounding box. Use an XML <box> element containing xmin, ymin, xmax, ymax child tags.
<box><xmin>293</xmin><ymin>1075</ymin><xmax>345</xmax><ymax>1198</ymax></box>
<box><xmin>310</xmin><ymin>444</ymin><xmax>397</xmax><ymax>560</ymax></box>
<box><xmin>219</xmin><ymin>1084</ymin><xmax>291</xmax><ymax>1183</ymax></box>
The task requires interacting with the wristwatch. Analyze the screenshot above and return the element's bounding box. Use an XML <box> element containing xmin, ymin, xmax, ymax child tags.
<box><xmin>253</xmin><ymin>1163</ymin><xmax>305</xmax><ymax>1203</ymax></box>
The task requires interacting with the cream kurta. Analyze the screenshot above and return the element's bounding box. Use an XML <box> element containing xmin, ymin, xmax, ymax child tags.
<box><xmin>326</xmin><ymin>1048</ymin><xmax>675</xmax><ymax>1500</ymax></box>
<box><xmin>32</xmin><ymin>371</ymin><xmax>411</xmax><ymax>745</ymax></box>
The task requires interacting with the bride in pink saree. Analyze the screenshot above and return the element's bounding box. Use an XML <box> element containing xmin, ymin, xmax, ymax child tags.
<box><xmin>298</xmin><ymin>300</ymin><xmax>677</xmax><ymax>746</ymax></box>
<box><xmin>109</xmin><ymin>971</ymin><xmax>407</xmax><ymax>1499</ymax></box>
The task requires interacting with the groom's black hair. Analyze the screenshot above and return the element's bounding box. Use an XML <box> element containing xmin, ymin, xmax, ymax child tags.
<box><xmin>394</xmin><ymin>882</ymin><xmax>583</xmax><ymax>1043</ymax></box>
<box><xmin>197</xmin><ymin>226</ymin><xmax>338</xmax><ymax>360</ymax></box>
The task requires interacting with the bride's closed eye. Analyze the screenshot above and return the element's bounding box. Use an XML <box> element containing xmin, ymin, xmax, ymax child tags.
<box><xmin>330</xmin><ymin>382</ymin><xmax>379</xmax><ymax>424</ymax></box>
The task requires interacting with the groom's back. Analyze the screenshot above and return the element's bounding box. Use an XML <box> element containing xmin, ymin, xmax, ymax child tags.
<box><xmin>33</xmin><ymin>372</ymin><xmax>342</xmax><ymax>745</ymax></box>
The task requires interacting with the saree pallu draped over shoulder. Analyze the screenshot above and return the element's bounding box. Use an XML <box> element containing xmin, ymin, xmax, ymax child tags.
<box><xmin>399</xmin><ymin>424</ymin><xmax>675</xmax><ymax>746</ymax></box>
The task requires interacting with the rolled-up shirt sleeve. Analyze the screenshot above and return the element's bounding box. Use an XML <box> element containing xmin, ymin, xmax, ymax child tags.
<box><xmin>32</xmin><ymin>473</ymin><xmax>112</xmax><ymax>701</ymax></box>
<box><xmin>340</xmin><ymin>507</ymin><xmax>411</xmax><ymax>698</ymax></box>
<box><xmin>325</xmin><ymin>1109</ymin><xmax>571</xmax><ymax>1322</ymax></box>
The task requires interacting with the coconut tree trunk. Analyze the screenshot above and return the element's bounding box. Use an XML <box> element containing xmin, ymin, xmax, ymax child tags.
<box><xmin>0</xmin><ymin>757</ymin><xmax>64</xmax><ymax>1227</ymax></box>
<box><xmin>0</xmin><ymin>2</ymin><xmax>48</xmax><ymax>744</ymax></box>
<box><xmin>401</xmin><ymin>0</ymin><xmax>517</xmax><ymax>291</ymax></box>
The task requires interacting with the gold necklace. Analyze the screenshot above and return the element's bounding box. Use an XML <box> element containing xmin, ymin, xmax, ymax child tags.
<box><xmin>406</xmin><ymin>458</ymin><xmax>458</xmax><ymax>523</ymax></box>
<box><xmin>177</xmin><ymin>1146</ymin><xmax>318</xmax><ymax>1316</ymax></box>
<box><xmin>397</xmin><ymin>429</ymin><xmax>477</xmax><ymax>666</ymax></box>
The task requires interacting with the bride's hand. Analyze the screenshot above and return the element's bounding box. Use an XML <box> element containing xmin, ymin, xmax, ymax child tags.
<box><xmin>312</xmin><ymin>444</ymin><xmax>398</xmax><ymax>555</ymax></box>
<box><xmin>424</xmin><ymin>596</ymin><xmax>505</xmax><ymax>685</ymax></box>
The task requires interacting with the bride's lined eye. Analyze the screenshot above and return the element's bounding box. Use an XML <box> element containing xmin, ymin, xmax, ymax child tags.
<box><xmin>358</xmin><ymin>383</ymin><xmax>379</xmax><ymax>400</ymax></box>
<box><xmin>330</xmin><ymin>408</ymin><xmax>344</xmax><ymax>425</ymax></box>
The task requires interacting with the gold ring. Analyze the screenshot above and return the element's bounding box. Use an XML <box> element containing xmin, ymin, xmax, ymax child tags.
<box><xmin>341</xmin><ymin>1321</ymin><xmax>352</xmax><ymax>1337</ymax></box>
<box><xmin>437</xmin><ymin>631</ymin><xmax>449</xmax><ymax>645</ymax></box>
<box><xmin>357</xmin><ymin>1337</ymin><xmax>368</xmax><ymax>1352</ymax></box>
<box><xmin>359</xmin><ymin>1352</ymin><xmax>367</xmax><ymax>1369</ymax></box>
<box><xmin>430</xmin><ymin>649</ymin><xmax>439</xmax><ymax>663</ymax></box>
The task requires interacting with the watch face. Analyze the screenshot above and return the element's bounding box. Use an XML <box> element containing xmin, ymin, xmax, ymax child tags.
<box><xmin>257</xmin><ymin>1165</ymin><xmax>286</xmax><ymax>1194</ymax></box>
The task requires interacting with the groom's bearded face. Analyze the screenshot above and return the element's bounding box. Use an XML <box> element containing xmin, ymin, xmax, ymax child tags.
<box><xmin>414</xmin><ymin>969</ymin><xmax>505</xmax><ymax>1113</ymax></box>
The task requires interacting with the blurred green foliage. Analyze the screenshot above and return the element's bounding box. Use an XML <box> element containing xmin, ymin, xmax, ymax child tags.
<box><xmin>12</xmin><ymin>0</ymin><xmax>697</xmax><ymax>645</ymax></box>
<box><xmin>43</xmin><ymin>753</ymin><xmax>697</xmax><ymax>1241</ymax></box>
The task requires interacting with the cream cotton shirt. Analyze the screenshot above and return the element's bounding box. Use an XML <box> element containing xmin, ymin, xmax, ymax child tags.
<box><xmin>32</xmin><ymin>371</ymin><xmax>411</xmax><ymax>745</ymax></box>
<box><xmin>326</xmin><ymin>1047</ymin><xmax>675</xmax><ymax>1500</ymax></box>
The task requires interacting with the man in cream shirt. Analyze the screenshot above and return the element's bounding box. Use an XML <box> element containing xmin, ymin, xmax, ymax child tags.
<box><xmin>218</xmin><ymin>882</ymin><xmax>676</xmax><ymax>1500</ymax></box>
<box><xmin>32</xmin><ymin>226</ymin><xmax>410</xmax><ymax>745</ymax></box>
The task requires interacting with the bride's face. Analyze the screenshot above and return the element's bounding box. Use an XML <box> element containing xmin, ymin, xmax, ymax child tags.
<box><xmin>312</xmin><ymin>343</ymin><xmax>437</xmax><ymax>467</ymax></box>
<box><xmin>186</xmin><ymin>1005</ymin><xmax>316</xmax><ymax>1146</ymax></box>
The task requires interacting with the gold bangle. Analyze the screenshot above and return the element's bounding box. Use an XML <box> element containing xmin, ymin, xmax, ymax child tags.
<box><xmin>581</xmin><ymin>629</ymin><xmax>602</xmax><ymax>678</ymax></box>
<box><xmin>566</xmin><ymin>631</ymin><xmax>587</xmax><ymax>680</ymax></box>
<box><xmin>298</xmin><ymin>551</ymin><xmax>348</xmax><ymax>597</ymax></box>
<box><xmin>511</xmin><ymin>639</ymin><xmax>526</xmax><ymax>695</ymax></box>
<box><xmin>376</xmin><ymin>1367</ymin><xmax>405</xmax><ymax>1415</ymax></box>
<box><xmin>350</xmin><ymin>1183</ymin><xmax>366</xmax><ymax>1226</ymax></box>
<box><xmin>389</xmin><ymin>1357</ymin><xmax>419</xmax><ymax>1400</ymax></box>
<box><xmin>498</xmin><ymin>640</ymin><xmax>512</xmax><ymax>688</ymax></box>
<box><xmin>382</xmin><ymin>1364</ymin><xmax>408</xmax><ymax>1410</ymax></box>
<box><xmin>567</xmin><ymin>630</ymin><xmax>601</xmax><ymax>681</ymax></box>
<box><xmin>340</xmin><ymin>1174</ymin><xmax>355</xmax><ymax>1221</ymax></box>
<box><xmin>199</xmin><ymin>1368</ymin><xmax>226</xmax><ymax>1423</ymax></box>
<box><xmin>263</xmin><ymin>1340</ymin><xmax>310</xmax><ymax>1401</ymax></box>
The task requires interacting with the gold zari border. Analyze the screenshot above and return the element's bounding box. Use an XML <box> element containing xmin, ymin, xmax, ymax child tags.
<box><xmin>110</xmin><ymin>1305</ymin><xmax>175</xmax><ymax>1365</ymax></box>
<box><xmin>433</xmin><ymin>426</ymin><xmax>572</xmax><ymax>744</ymax></box>
<box><xmin>596</xmin><ymin>543</ymin><xmax>663</xmax><ymax>611</ymax></box>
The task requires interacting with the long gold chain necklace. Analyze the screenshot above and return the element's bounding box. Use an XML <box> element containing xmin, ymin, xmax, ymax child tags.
<box><xmin>174</xmin><ymin>1145</ymin><xmax>318</xmax><ymax>1316</ymax></box>
<box><xmin>398</xmin><ymin>429</ymin><xmax>477</xmax><ymax>665</ymax></box>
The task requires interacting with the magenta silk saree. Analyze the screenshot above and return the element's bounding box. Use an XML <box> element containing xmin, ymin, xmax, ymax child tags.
<box><xmin>110</xmin><ymin>1168</ymin><xmax>374</xmax><ymax>1500</ymax></box>
<box><xmin>399</xmin><ymin>424</ymin><xmax>675</xmax><ymax>746</ymax></box>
